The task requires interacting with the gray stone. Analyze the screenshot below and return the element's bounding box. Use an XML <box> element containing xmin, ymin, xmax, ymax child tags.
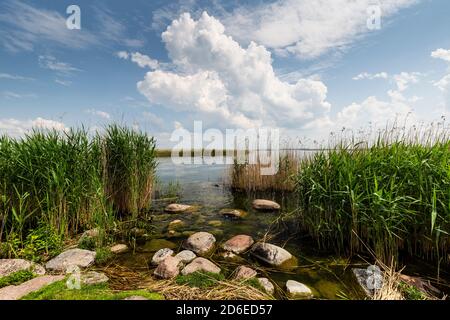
<box><xmin>45</xmin><ymin>249</ymin><xmax>96</xmax><ymax>272</ymax></box>
<box><xmin>252</xmin><ymin>199</ymin><xmax>280</xmax><ymax>211</ymax></box>
<box><xmin>222</xmin><ymin>235</ymin><xmax>254</xmax><ymax>254</ymax></box>
<box><xmin>0</xmin><ymin>259</ymin><xmax>45</xmax><ymax>277</ymax></box>
<box><xmin>181</xmin><ymin>257</ymin><xmax>220</xmax><ymax>275</ymax></box>
<box><xmin>183</xmin><ymin>232</ymin><xmax>216</xmax><ymax>255</ymax></box>
<box><xmin>257</xmin><ymin>277</ymin><xmax>274</xmax><ymax>295</ymax></box>
<box><xmin>0</xmin><ymin>275</ymin><xmax>64</xmax><ymax>300</ymax></box>
<box><xmin>251</xmin><ymin>242</ymin><xmax>292</xmax><ymax>266</ymax></box>
<box><xmin>151</xmin><ymin>248</ymin><xmax>174</xmax><ymax>265</ymax></box>
<box><xmin>233</xmin><ymin>266</ymin><xmax>257</xmax><ymax>280</ymax></box>
<box><xmin>286</xmin><ymin>280</ymin><xmax>313</xmax><ymax>299</ymax></box>
<box><xmin>81</xmin><ymin>271</ymin><xmax>109</xmax><ymax>285</ymax></box>
<box><xmin>219</xmin><ymin>209</ymin><xmax>247</xmax><ymax>219</ymax></box>
<box><xmin>153</xmin><ymin>256</ymin><xmax>181</xmax><ymax>279</ymax></box>
<box><xmin>110</xmin><ymin>244</ymin><xmax>128</xmax><ymax>254</ymax></box>
<box><xmin>165</xmin><ymin>204</ymin><xmax>192</xmax><ymax>213</ymax></box>
<box><xmin>352</xmin><ymin>267</ymin><xmax>383</xmax><ymax>297</ymax></box>
<box><xmin>175</xmin><ymin>250</ymin><xmax>196</xmax><ymax>264</ymax></box>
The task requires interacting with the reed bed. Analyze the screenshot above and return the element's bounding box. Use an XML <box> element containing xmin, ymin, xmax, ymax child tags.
<box><xmin>0</xmin><ymin>125</ymin><xmax>156</xmax><ymax>257</ymax></box>
<box><xmin>294</xmin><ymin>123</ymin><xmax>450</xmax><ymax>265</ymax></box>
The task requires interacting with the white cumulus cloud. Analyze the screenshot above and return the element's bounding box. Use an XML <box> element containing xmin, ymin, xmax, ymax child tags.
<box><xmin>0</xmin><ymin>117</ymin><xmax>67</xmax><ymax>137</ymax></box>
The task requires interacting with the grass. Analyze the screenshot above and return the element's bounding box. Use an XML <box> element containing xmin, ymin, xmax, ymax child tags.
<box><xmin>0</xmin><ymin>270</ymin><xmax>35</xmax><ymax>289</ymax></box>
<box><xmin>21</xmin><ymin>280</ymin><xmax>163</xmax><ymax>300</ymax></box>
<box><xmin>95</xmin><ymin>247</ymin><xmax>114</xmax><ymax>265</ymax></box>
<box><xmin>175</xmin><ymin>271</ymin><xmax>225</xmax><ymax>288</ymax></box>
<box><xmin>0</xmin><ymin>124</ymin><xmax>156</xmax><ymax>259</ymax></box>
<box><xmin>294</xmin><ymin>123</ymin><xmax>450</xmax><ymax>266</ymax></box>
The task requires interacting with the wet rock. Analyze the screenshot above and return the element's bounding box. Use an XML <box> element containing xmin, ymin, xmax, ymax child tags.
<box><xmin>151</xmin><ymin>248</ymin><xmax>174</xmax><ymax>265</ymax></box>
<box><xmin>252</xmin><ymin>199</ymin><xmax>280</xmax><ymax>211</ymax></box>
<box><xmin>123</xmin><ymin>295</ymin><xmax>149</xmax><ymax>300</ymax></box>
<box><xmin>181</xmin><ymin>257</ymin><xmax>220</xmax><ymax>275</ymax></box>
<box><xmin>0</xmin><ymin>275</ymin><xmax>64</xmax><ymax>300</ymax></box>
<box><xmin>233</xmin><ymin>266</ymin><xmax>257</xmax><ymax>280</ymax></box>
<box><xmin>222</xmin><ymin>235</ymin><xmax>254</xmax><ymax>254</ymax></box>
<box><xmin>251</xmin><ymin>243</ymin><xmax>292</xmax><ymax>267</ymax></box>
<box><xmin>286</xmin><ymin>280</ymin><xmax>313</xmax><ymax>299</ymax></box>
<box><xmin>110</xmin><ymin>244</ymin><xmax>128</xmax><ymax>254</ymax></box>
<box><xmin>81</xmin><ymin>271</ymin><xmax>109</xmax><ymax>285</ymax></box>
<box><xmin>181</xmin><ymin>231</ymin><xmax>196</xmax><ymax>237</ymax></box>
<box><xmin>219</xmin><ymin>209</ymin><xmax>247</xmax><ymax>219</ymax></box>
<box><xmin>207</xmin><ymin>220</ymin><xmax>223</xmax><ymax>227</ymax></box>
<box><xmin>257</xmin><ymin>277</ymin><xmax>274</xmax><ymax>295</ymax></box>
<box><xmin>141</xmin><ymin>239</ymin><xmax>177</xmax><ymax>252</ymax></box>
<box><xmin>154</xmin><ymin>256</ymin><xmax>181</xmax><ymax>279</ymax></box>
<box><xmin>165</xmin><ymin>204</ymin><xmax>192</xmax><ymax>213</ymax></box>
<box><xmin>0</xmin><ymin>259</ymin><xmax>46</xmax><ymax>277</ymax></box>
<box><xmin>45</xmin><ymin>249</ymin><xmax>96</xmax><ymax>273</ymax></box>
<box><xmin>175</xmin><ymin>250</ymin><xmax>196</xmax><ymax>264</ymax></box>
<box><xmin>183</xmin><ymin>232</ymin><xmax>216</xmax><ymax>255</ymax></box>
<box><xmin>168</xmin><ymin>219</ymin><xmax>184</xmax><ymax>229</ymax></box>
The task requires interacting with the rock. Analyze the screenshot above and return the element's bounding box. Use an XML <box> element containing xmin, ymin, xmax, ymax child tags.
<box><xmin>0</xmin><ymin>275</ymin><xmax>64</xmax><ymax>300</ymax></box>
<box><xmin>257</xmin><ymin>277</ymin><xmax>274</xmax><ymax>295</ymax></box>
<box><xmin>251</xmin><ymin>243</ymin><xmax>292</xmax><ymax>267</ymax></box>
<box><xmin>151</xmin><ymin>248</ymin><xmax>174</xmax><ymax>265</ymax></box>
<box><xmin>183</xmin><ymin>232</ymin><xmax>216</xmax><ymax>255</ymax></box>
<box><xmin>181</xmin><ymin>257</ymin><xmax>220</xmax><ymax>275</ymax></box>
<box><xmin>286</xmin><ymin>280</ymin><xmax>313</xmax><ymax>299</ymax></box>
<box><xmin>141</xmin><ymin>239</ymin><xmax>177</xmax><ymax>252</ymax></box>
<box><xmin>110</xmin><ymin>244</ymin><xmax>128</xmax><ymax>254</ymax></box>
<box><xmin>252</xmin><ymin>199</ymin><xmax>280</xmax><ymax>211</ymax></box>
<box><xmin>165</xmin><ymin>204</ymin><xmax>192</xmax><ymax>213</ymax></box>
<box><xmin>130</xmin><ymin>227</ymin><xmax>146</xmax><ymax>237</ymax></box>
<box><xmin>0</xmin><ymin>259</ymin><xmax>46</xmax><ymax>277</ymax></box>
<box><xmin>352</xmin><ymin>267</ymin><xmax>383</xmax><ymax>296</ymax></box>
<box><xmin>217</xmin><ymin>251</ymin><xmax>241</xmax><ymax>261</ymax></box>
<box><xmin>153</xmin><ymin>256</ymin><xmax>181</xmax><ymax>279</ymax></box>
<box><xmin>219</xmin><ymin>209</ymin><xmax>247</xmax><ymax>219</ymax></box>
<box><xmin>175</xmin><ymin>250</ymin><xmax>196</xmax><ymax>264</ymax></box>
<box><xmin>168</xmin><ymin>219</ymin><xmax>184</xmax><ymax>229</ymax></box>
<box><xmin>123</xmin><ymin>295</ymin><xmax>149</xmax><ymax>300</ymax></box>
<box><xmin>45</xmin><ymin>249</ymin><xmax>96</xmax><ymax>272</ymax></box>
<box><xmin>81</xmin><ymin>271</ymin><xmax>109</xmax><ymax>285</ymax></box>
<box><xmin>80</xmin><ymin>228</ymin><xmax>99</xmax><ymax>239</ymax></box>
<box><xmin>222</xmin><ymin>235</ymin><xmax>254</xmax><ymax>254</ymax></box>
<box><xmin>233</xmin><ymin>266</ymin><xmax>257</xmax><ymax>280</ymax></box>
<box><xmin>207</xmin><ymin>220</ymin><xmax>223</xmax><ymax>227</ymax></box>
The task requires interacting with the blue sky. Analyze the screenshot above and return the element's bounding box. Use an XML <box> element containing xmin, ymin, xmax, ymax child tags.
<box><xmin>0</xmin><ymin>0</ymin><xmax>449</xmax><ymax>147</ymax></box>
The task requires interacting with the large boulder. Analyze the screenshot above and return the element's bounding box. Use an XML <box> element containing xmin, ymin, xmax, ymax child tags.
<box><xmin>181</xmin><ymin>257</ymin><xmax>220</xmax><ymax>275</ymax></box>
<box><xmin>151</xmin><ymin>248</ymin><xmax>174</xmax><ymax>265</ymax></box>
<box><xmin>0</xmin><ymin>259</ymin><xmax>46</xmax><ymax>277</ymax></box>
<box><xmin>153</xmin><ymin>256</ymin><xmax>181</xmax><ymax>279</ymax></box>
<box><xmin>252</xmin><ymin>199</ymin><xmax>280</xmax><ymax>211</ymax></box>
<box><xmin>45</xmin><ymin>249</ymin><xmax>96</xmax><ymax>272</ymax></box>
<box><xmin>183</xmin><ymin>232</ymin><xmax>216</xmax><ymax>255</ymax></box>
<box><xmin>286</xmin><ymin>280</ymin><xmax>313</xmax><ymax>299</ymax></box>
<box><xmin>233</xmin><ymin>266</ymin><xmax>257</xmax><ymax>280</ymax></box>
<box><xmin>219</xmin><ymin>209</ymin><xmax>247</xmax><ymax>219</ymax></box>
<box><xmin>257</xmin><ymin>277</ymin><xmax>275</xmax><ymax>295</ymax></box>
<box><xmin>165</xmin><ymin>204</ymin><xmax>192</xmax><ymax>213</ymax></box>
<box><xmin>222</xmin><ymin>235</ymin><xmax>254</xmax><ymax>254</ymax></box>
<box><xmin>251</xmin><ymin>243</ymin><xmax>292</xmax><ymax>267</ymax></box>
<box><xmin>175</xmin><ymin>250</ymin><xmax>196</xmax><ymax>264</ymax></box>
<box><xmin>0</xmin><ymin>275</ymin><xmax>64</xmax><ymax>300</ymax></box>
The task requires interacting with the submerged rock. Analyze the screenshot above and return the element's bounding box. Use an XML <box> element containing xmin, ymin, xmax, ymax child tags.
<box><xmin>251</xmin><ymin>242</ymin><xmax>292</xmax><ymax>267</ymax></box>
<box><xmin>175</xmin><ymin>250</ymin><xmax>196</xmax><ymax>264</ymax></box>
<box><xmin>81</xmin><ymin>271</ymin><xmax>109</xmax><ymax>285</ymax></box>
<box><xmin>207</xmin><ymin>220</ymin><xmax>223</xmax><ymax>227</ymax></box>
<box><xmin>45</xmin><ymin>249</ymin><xmax>96</xmax><ymax>272</ymax></box>
<box><xmin>252</xmin><ymin>199</ymin><xmax>280</xmax><ymax>211</ymax></box>
<box><xmin>110</xmin><ymin>244</ymin><xmax>128</xmax><ymax>254</ymax></box>
<box><xmin>165</xmin><ymin>204</ymin><xmax>192</xmax><ymax>213</ymax></box>
<box><xmin>222</xmin><ymin>235</ymin><xmax>254</xmax><ymax>254</ymax></box>
<box><xmin>257</xmin><ymin>277</ymin><xmax>275</xmax><ymax>295</ymax></box>
<box><xmin>286</xmin><ymin>280</ymin><xmax>313</xmax><ymax>299</ymax></box>
<box><xmin>151</xmin><ymin>248</ymin><xmax>174</xmax><ymax>265</ymax></box>
<box><xmin>0</xmin><ymin>275</ymin><xmax>64</xmax><ymax>300</ymax></box>
<box><xmin>219</xmin><ymin>209</ymin><xmax>247</xmax><ymax>219</ymax></box>
<box><xmin>154</xmin><ymin>256</ymin><xmax>181</xmax><ymax>279</ymax></box>
<box><xmin>141</xmin><ymin>239</ymin><xmax>177</xmax><ymax>252</ymax></box>
<box><xmin>181</xmin><ymin>257</ymin><xmax>220</xmax><ymax>275</ymax></box>
<box><xmin>168</xmin><ymin>219</ymin><xmax>185</xmax><ymax>229</ymax></box>
<box><xmin>183</xmin><ymin>232</ymin><xmax>216</xmax><ymax>255</ymax></box>
<box><xmin>0</xmin><ymin>259</ymin><xmax>46</xmax><ymax>277</ymax></box>
<box><xmin>233</xmin><ymin>266</ymin><xmax>257</xmax><ymax>280</ymax></box>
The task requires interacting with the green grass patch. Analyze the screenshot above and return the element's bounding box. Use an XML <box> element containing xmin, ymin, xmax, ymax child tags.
<box><xmin>21</xmin><ymin>280</ymin><xmax>163</xmax><ymax>300</ymax></box>
<box><xmin>95</xmin><ymin>247</ymin><xmax>114</xmax><ymax>265</ymax></box>
<box><xmin>0</xmin><ymin>270</ymin><xmax>35</xmax><ymax>288</ymax></box>
<box><xmin>175</xmin><ymin>272</ymin><xmax>225</xmax><ymax>288</ymax></box>
<box><xmin>398</xmin><ymin>282</ymin><xmax>428</xmax><ymax>300</ymax></box>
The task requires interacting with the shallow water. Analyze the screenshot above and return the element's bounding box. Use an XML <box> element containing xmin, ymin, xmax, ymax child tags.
<box><xmin>113</xmin><ymin>157</ymin><xmax>368</xmax><ymax>299</ymax></box>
